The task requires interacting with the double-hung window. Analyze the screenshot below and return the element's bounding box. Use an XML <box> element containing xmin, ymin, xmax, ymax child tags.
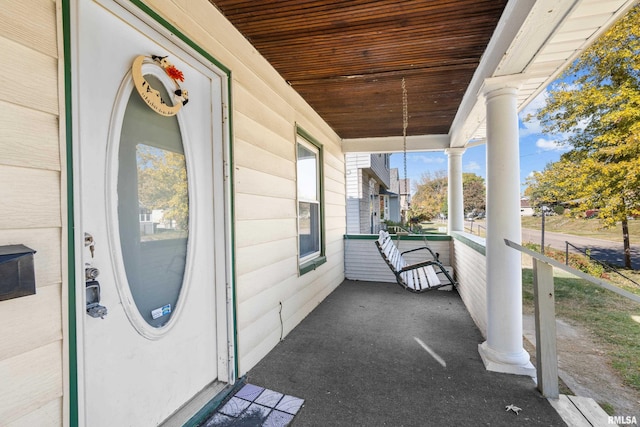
<box><xmin>296</xmin><ymin>129</ymin><xmax>325</xmax><ymax>274</ymax></box>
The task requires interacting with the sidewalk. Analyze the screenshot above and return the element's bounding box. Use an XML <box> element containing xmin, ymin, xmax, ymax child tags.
<box><xmin>244</xmin><ymin>280</ymin><xmax>566</xmax><ymax>426</ymax></box>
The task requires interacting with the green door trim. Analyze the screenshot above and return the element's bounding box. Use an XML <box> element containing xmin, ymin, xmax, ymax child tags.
<box><xmin>60</xmin><ymin>1</ymin><xmax>78</xmax><ymax>424</ymax></box>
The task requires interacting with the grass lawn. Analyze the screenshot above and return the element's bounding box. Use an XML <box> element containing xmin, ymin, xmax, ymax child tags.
<box><xmin>519</xmin><ymin>217</ymin><xmax>640</xmax><ymax>400</ymax></box>
<box><xmin>522</xmin><ymin>269</ymin><xmax>640</xmax><ymax>394</ymax></box>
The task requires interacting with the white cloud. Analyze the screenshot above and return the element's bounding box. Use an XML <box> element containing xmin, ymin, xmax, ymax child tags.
<box><xmin>520</xmin><ymin>85</ymin><xmax>587</xmax><ymax>141</ymax></box>
<box><xmin>410</xmin><ymin>154</ymin><xmax>445</xmax><ymax>164</ymax></box>
<box><xmin>464</xmin><ymin>161</ymin><xmax>481</xmax><ymax>172</ymax></box>
<box><xmin>519</xmin><ymin>90</ymin><xmax>548</xmax><ymax>137</ymax></box>
<box><xmin>522</xmin><ymin>89</ymin><xmax>548</xmax><ymax>115</ymax></box>
<box><xmin>535</xmin><ymin>138</ymin><xmax>570</xmax><ymax>152</ymax></box>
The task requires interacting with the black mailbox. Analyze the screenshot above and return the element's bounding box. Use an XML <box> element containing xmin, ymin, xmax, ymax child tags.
<box><xmin>0</xmin><ymin>244</ymin><xmax>36</xmax><ymax>301</ymax></box>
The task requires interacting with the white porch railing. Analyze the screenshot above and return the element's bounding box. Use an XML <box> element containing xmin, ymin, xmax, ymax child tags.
<box><xmin>504</xmin><ymin>239</ymin><xmax>640</xmax><ymax>399</ymax></box>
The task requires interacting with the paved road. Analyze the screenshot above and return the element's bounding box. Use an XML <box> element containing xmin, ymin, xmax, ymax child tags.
<box><xmin>522</xmin><ymin>228</ymin><xmax>639</xmax><ymax>270</ymax></box>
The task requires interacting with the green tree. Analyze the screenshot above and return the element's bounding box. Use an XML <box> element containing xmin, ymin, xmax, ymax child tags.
<box><xmin>528</xmin><ymin>5</ymin><xmax>640</xmax><ymax>268</ymax></box>
<box><xmin>137</xmin><ymin>146</ymin><xmax>189</xmax><ymax>230</ymax></box>
<box><xmin>410</xmin><ymin>170</ymin><xmax>447</xmax><ymax>221</ymax></box>
<box><xmin>409</xmin><ymin>171</ymin><xmax>486</xmax><ymax>221</ymax></box>
<box><xmin>462</xmin><ymin>173</ymin><xmax>486</xmax><ymax>214</ymax></box>
<box><xmin>524</xmin><ymin>159</ymin><xmax>584</xmax><ymax>208</ymax></box>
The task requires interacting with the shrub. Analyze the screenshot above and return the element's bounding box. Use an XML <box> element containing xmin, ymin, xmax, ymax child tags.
<box><xmin>523</xmin><ymin>242</ymin><xmax>608</xmax><ymax>278</ymax></box>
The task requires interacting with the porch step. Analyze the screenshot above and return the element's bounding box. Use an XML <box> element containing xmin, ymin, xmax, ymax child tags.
<box><xmin>548</xmin><ymin>395</ymin><xmax>616</xmax><ymax>427</ymax></box>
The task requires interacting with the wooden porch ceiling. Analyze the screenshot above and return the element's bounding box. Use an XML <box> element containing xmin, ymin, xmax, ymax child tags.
<box><xmin>209</xmin><ymin>0</ymin><xmax>508</xmax><ymax>139</ymax></box>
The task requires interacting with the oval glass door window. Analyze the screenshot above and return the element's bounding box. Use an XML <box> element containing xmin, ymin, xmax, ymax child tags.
<box><xmin>117</xmin><ymin>74</ymin><xmax>189</xmax><ymax>328</ymax></box>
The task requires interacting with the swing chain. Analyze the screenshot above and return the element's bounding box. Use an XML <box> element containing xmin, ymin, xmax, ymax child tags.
<box><xmin>402</xmin><ymin>78</ymin><xmax>408</xmax><ymax>189</ymax></box>
<box><xmin>401</xmin><ymin>78</ymin><xmax>410</xmax><ymax>223</ymax></box>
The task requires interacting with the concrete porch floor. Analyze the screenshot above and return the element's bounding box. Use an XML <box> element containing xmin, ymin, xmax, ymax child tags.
<box><xmin>245</xmin><ymin>280</ymin><xmax>566</xmax><ymax>426</ymax></box>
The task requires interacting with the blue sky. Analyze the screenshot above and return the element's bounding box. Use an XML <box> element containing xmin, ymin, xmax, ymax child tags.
<box><xmin>390</xmin><ymin>90</ymin><xmax>571</xmax><ymax>195</ymax></box>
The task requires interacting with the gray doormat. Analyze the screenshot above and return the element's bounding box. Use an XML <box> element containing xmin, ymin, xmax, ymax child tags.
<box><xmin>201</xmin><ymin>383</ymin><xmax>304</xmax><ymax>426</ymax></box>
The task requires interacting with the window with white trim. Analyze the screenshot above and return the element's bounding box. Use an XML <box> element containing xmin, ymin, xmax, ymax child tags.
<box><xmin>296</xmin><ymin>131</ymin><xmax>325</xmax><ymax>273</ymax></box>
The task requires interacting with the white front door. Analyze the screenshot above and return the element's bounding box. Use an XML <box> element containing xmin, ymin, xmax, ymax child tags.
<box><xmin>73</xmin><ymin>1</ymin><xmax>232</xmax><ymax>425</ymax></box>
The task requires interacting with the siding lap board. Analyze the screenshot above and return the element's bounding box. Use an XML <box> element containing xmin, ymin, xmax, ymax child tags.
<box><xmin>0</xmin><ymin>103</ymin><xmax>60</xmax><ymax>171</ymax></box>
<box><xmin>235</xmin><ymin>218</ymin><xmax>296</xmax><ymax>248</ymax></box>
<box><xmin>0</xmin><ymin>342</ymin><xmax>63</xmax><ymax>424</ymax></box>
<box><xmin>453</xmin><ymin>238</ymin><xmax>488</xmax><ymax>337</ymax></box>
<box><xmin>0</xmin><ymin>167</ymin><xmax>61</xmax><ymax>229</ymax></box>
<box><xmin>0</xmin><ymin>284</ymin><xmax>63</xmax><ymax>362</ymax></box>
<box><xmin>0</xmin><ymin>0</ymin><xmax>57</xmax><ymax>56</ymax></box>
<box><xmin>0</xmin><ymin>37</ymin><xmax>58</xmax><ymax>115</ymax></box>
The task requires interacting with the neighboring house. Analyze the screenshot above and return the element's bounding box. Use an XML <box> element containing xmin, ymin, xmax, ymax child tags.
<box><xmin>398</xmin><ymin>177</ymin><xmax>412</xmax><ymax>223</ymax></box>
<box><xmin>0</xmin><ymin>0</ymin><xmax>633</xmax><ymax>426</ymax></box>
<box><xmin>520</xmin><ymin>198</ymin><xmax>534</xmax><ymax>216</ymax></box>
<box><xmin>345</xmin><ymin>153</ymin><xmax>391</xmax><ymax>234</ymax></box>
<box><xmin>387</xmin><ymin>169</ymin><xmax>401</xmax><ymax>224</ymax></box>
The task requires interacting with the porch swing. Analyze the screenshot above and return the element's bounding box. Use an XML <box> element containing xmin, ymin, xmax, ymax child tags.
<box><xmin>374</xmin><ymin>78</ymin><xmax>456</xmax><ymax>293</ymax></box>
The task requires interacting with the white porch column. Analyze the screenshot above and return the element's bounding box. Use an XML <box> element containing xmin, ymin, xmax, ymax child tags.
<box><xmin>445</xmin><ymin>148</ymin><xmax>465</xmax><ymax>232</ymax></box>
<box><xmin>478</xmin><ymin>83</ymin><xmax>534</xmax><ymax>376</ymax></box>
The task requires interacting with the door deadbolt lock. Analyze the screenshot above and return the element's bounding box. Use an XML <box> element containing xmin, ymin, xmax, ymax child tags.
<box><xmin>85</xmin><ymin>266</ymin><xmax>100</xmax><ymax>281</ymax></box>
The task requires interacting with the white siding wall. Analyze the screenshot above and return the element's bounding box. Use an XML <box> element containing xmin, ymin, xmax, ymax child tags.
<box><xmin>345</xmin><ymin>153</ymin><xmax>393</xmax><ymax>234</ymax></box>
<box><xmin>145</xmin><ymin>0</ymin><xmax>346</xmax><ymax>374</ymax></box>
<box><xmin>452</xmin><ymin>233</ymin><xmax>488</xmax><ymax>337</ymax></box>
<box><xmin>0</xmin><ymin>1</ymin><xmax>65</xmax><ymax>425</ymax></box>
<box><xmin>345</xmin><ymin>154</ymin><xmax>362</xmax><ymax>234</ymax></box>
<box><xmin>345</xmin><ymin>153</ymin><xmax>372</xmax><ymax>171</ymax></box>
<box><xmin>369</xmin><ymin>153</ymin><xmax>390</xmax><ymax>188</ymax></box>
<box><xmin>344</xmin><ymin>236</ymin><xmax>453</xmax><ymax>282</ymax></box>
<box><xmin>361</xmin><ymin>174</ymin><xmax>374</xmax><ymax>233</ymax></box>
